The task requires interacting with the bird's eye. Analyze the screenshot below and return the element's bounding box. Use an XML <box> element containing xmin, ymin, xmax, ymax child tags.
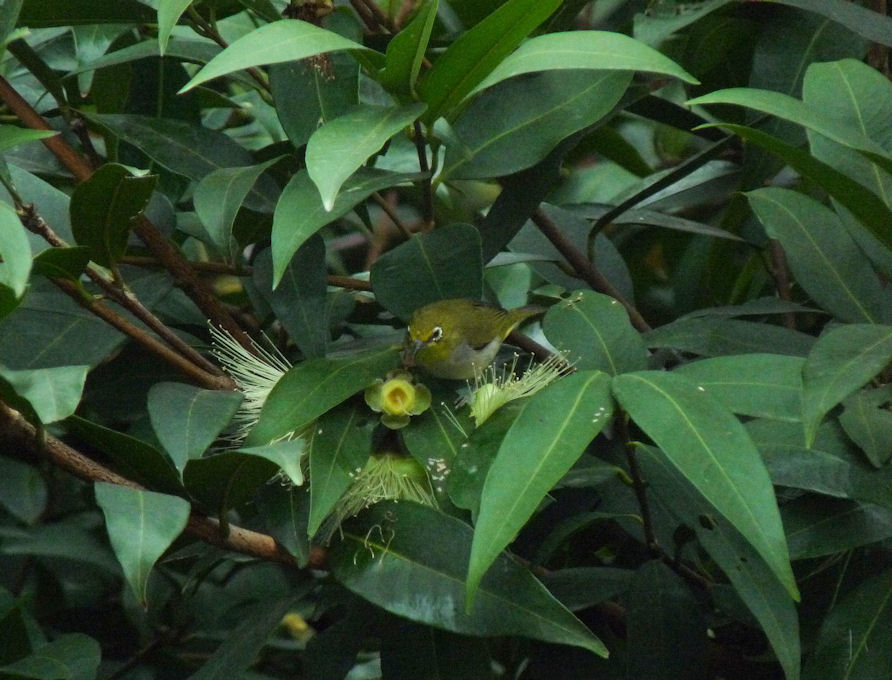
<box><xmin>429</xmin><ymin>326</ymin><xmax>443</xmax><ymax>343</ymax></box>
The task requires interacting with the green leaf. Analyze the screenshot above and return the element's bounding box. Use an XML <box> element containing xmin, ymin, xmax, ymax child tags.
<box><xmin>803</xmin><ymin>568</ymin><xmax>892</xmax><ymax>680</ymax></box>
<box><xmin>236</xmin><ymin>439</ymin><xmax>308</xmax><ymax>488</ymax></box>
<box><xmin>247</xmin><ymin>346</ymin><xmax>401</xmax><ymax>446</ymax></box>
<box><xmin>31</xmin><ymin>246</ymin><xmax>91</xmax><ymax>281</ymax></box>
<box><xmin>180</xmin><ymin>19</ymin><xmax>374</xmax><ymax>93</ymax></box>
<box><xmin>644</xmin><ymin>317</ymin><xmax>815</xmax><ymax>357</ymax></box>
<box><xmin>418</xmin><ymin>0</ymin><xmax>562</xmax><ymax>122</ymax></box>
<box><xmin>473</xmin><ymin>30</ymin><xmax>698</xmax><ymax>96</ymax></box>
<box><xmin>381</xmin><ymin>620</ymin><xmax>493</xmax><ymax>680</ymax></box>
<box><xmin>783</xmin><ymin>496</ymin><xmax>892</xmax><ymax>560</ymax></box>
<box><xmin>306</xmin><ymin>103</ymin><xmax>426</xmax><ymax>211</ymax></box>
<box><xmin>0</xmin><ymin>365</ymin><xmax>89</xmax><ymax>425</ymax></box>
<box><xmin>69</xmin><ymin>163</ymin><xmax>157</xmax><ymax>267</ymax></box>
<box><xmin>147</xmin><ymin>382</ymin><xmax>244</xmax><ymax>471</ymax></box>
<box><xmin>183</xmin><ymin>451</ymin><xmax>280</xmax><ymax>513</ymax></box>
<box><xmin>255</xmin><ymin>483</ymin><xmax>310</xmax><ymax>565</ymax></box>
<box><xmin>379</xmin><ymin>0</ymin><xmax>438</xmax><ymax>96</ymax></box>
<box><xmin>769</xmin><ymin>0</ymin><xmax>892</xmax><ymax>47</ymax></box>
<box><xmin>467</xmin><ymin>371</ymin><xmax>612</xmax><ymax>604</ymax></box>
<box><xmin>801</xmin><ymin>324</ymin><xmax>892</xmax><ymax>446</ymax></box>
<box><xmin>748</xmin><ymin>419</ymin><xmax>892</xmax><ymax>511</ymax></box>
<box><xmin>443</xmin><ymin>70</ymin><xmax>631</xmax><ymax>180</ymax></box>
<box><xmin>749</xmin><ymin>188</ymin><xmax>889</xmax><ymax>324</ymax></box>
<box><xmin>700</xmin><ymin>123</ymin><xmax>892</xmax><ymax>252</ymax></box>
<box><xmin>156</xmin><ymin>0</ymin><xmax>191</xmax><ymax>55</ymax></box>
<box><xmin>329</xmin><ymin>501</ymin><xmax>608</xmax><ymax>657</ymax></box>
<box><xmin>0</xmin><ymin>202</ymin><xmax>31</xmax><ymax>298</ymax></box>
<box><xmin>64</xmin><ymin>415</ymin><xmax>184</xmax><ymax>496</ymax></box>
<box><xmin>0</xmin><ymin>125</ymin><xmax>57</xmax><ymax>152</ymax></box>
<box><xmin>189</xmin><ymin>594</ymin><xmax>305</xmax><ymax>680</ymax></box>
<box><xmin>0</xmin><ymin>457</ymin><xmax>46</xmax><ymax>525</ymax></box>
<box><xmin>541</xmin><ymin>567</ymin><xmax>634</xmax><ymax>611</ymax></box>
<box><xmin>613</xmin><ymin>371</ymin><xmax>799</xmax><ymax>600</ymax></box>
<box><xmin>308</xmin><ymin>405</ymin><xmax>374</xmax><ymax>537</ymax></box>
<box><xmin>688</xmin><ymin>87</ymin><xmax>892</xmax><ymax>173</ymax></box>
<box><xmin>370</xmin><ymin>223</ymin><xmax>483</xmax><ymax>321</ymax></box>
<box><xmin>673</xmin><ymin>354</ymin><xmax>804</xmax><ymax>422</ymax></box>
<box><xmin>89</xmin><ymin>114</ymin><xmax>258</xmax><ymax>182</ymax></box>
<box><xmin>271</xmin><ymin>168</ymin><xmax>423</xmax><ymax>288</ymax></box>
<box><xmin>638</xmin><ymin>446</ymin><xmax>801</xmax><ymax>680</ymax></box>
<box><xmin>193</xmin><ymin>156</ymin><xmax>282</xmax><ymax>260</ymax></box>
<box><xmin>543</xmin><ymin>290</ymin><xmax>647</xmax><ymax>375</ymax></box>
<box><xmin>253</xmin><ymin>239</ymin><xmax>329</xmax><ymax>359</ymax></box>
<box><xmin>0</xmin><ymin>634</ymin><xmax>100</xmax><ymax>680</ymax></box>
<box><xmin>840</xmin><ymin>386</ymin><xmax>892</xmax><ymax>468</ymax></box>
<box><xmin>94</xmin><ymin>482</ymin><xmax>190</xmax><ymax>607</ymax></box>
<box><xmin>626</xmin><ymin>561</ymin><xmax>708</xmax><ymax>679</ymax></box>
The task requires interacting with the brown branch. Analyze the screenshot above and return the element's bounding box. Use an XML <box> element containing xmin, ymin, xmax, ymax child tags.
<box><xmin>371</xmin><ymin>191</ymin><xmax>413</xmax><ymax>239</ymax></box>
<box><xmin>327</xmin><ymin>275</ymin><xmax>372</xmax><ymax>292</ymax></box>
<box><xmin>0</xmin><ymin>401</ymin><xmax>327</xmax><ymax>569</ymax></box>
<box><xmin>531</xmin><ymin>208</ymin><xmax>652</xmax><ymax>333</ymax></box>
<box><xmin>767</xmin><ymin>239</ymin><xmax>797</xmax><ymax>331</ymax></box>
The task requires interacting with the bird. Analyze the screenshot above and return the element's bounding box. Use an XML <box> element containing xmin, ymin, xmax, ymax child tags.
<box><xmin>403</xmin><ymin>298</ymin><xmax>544</xmax><ymax>379</ymax></box>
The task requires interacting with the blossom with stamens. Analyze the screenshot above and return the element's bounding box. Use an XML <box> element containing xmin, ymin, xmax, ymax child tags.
<box><xmin>364</xmin><ymin>370</ymin><xmax>432</xmax><ymax>429</ymax></box>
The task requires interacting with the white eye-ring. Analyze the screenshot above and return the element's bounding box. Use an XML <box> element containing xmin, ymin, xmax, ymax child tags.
<box><xmin>429</xmin><ymin>326</ymin><xmax>443</xmax><ymax>343</ymax></box>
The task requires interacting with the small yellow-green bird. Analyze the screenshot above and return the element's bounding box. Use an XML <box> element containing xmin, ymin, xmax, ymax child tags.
<box><xmin>404</xmin><ymin>298</ymin><xmax>543</xmax><ymax>379</ymax></box>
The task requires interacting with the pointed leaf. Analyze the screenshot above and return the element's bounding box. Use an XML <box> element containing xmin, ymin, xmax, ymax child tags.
<box><xmin>237</xmin><ymin>439</ymin><xmax>308</xmax><ymax>487</ymax></box>
<box><xmin>674</xmin><ymin>354</ymin><xmax>805</xmax><ymax>422</ymax></box>
<box><xmin>418</xmin><ymin>0</ymin><xmax>561</xmax><ymax>121</ymax></box>
<box><xmin>0</xmin><ymin>365</ymin><xmax>89</xmax><ymax>425</ymax></box>
<box><xmin>748</xmin><ymin>188</ymin><xmax>889</xmax><ymax>324</ymax></box>
<box><xmin>147</xmin><ymin>382</ymin><xmax>244</xmax><ymax>471</ymax></box>
<box><xmin>840</xmin><ymin>386</ymin><xmax>892</xmax><ymax>467</ymax></box>
<box><xmin>183</xmin><ymin>452</ymin><xmax>281</xmax><ymax>512</ymax></box>
<box><xmin>0</xmin><ymin>125</ymin><xmax>57</xmax><ymax>152</ymax></box>
<box><xmin>247</xmin><ymin>346</ymin><xmax>401</xmax><ymax>446</ymax></box>
<box><xmin>379</xmin><ymin>0</ymin><xmax>438</xmax><ymax>96</ymax></box>
<box><xmin>803</xmin><ymin>568</ymin><xmax>892</xmax><ymax>680</ymax></box>
<box><xmin>156</xmin><ymin>0</ymin><xmax>191</xmax><ymax>55</ymax></box>
<box><xmin>645</xmin><ymin>317</ymin><xmax>815</xmax><ymax>357</ymax></box>
<box><xmin>308</xmin><ymin>405</ymin><xmax>374</xmax><ymax>537</ymax></box>
<box><xmin>0</xmin><ymin>634</ymin><xmax>100</xmax><ymax>680</ymax></box>
<box><xmin>474</xmin><ymin>30</ymin><xmax>698</xmax><ymax>96</ymax></box>
<box><xmin>467</xmin><ymin>371</ymin><xmax>613</xmax><ymax>603</ymax></box>
<box><xmin>180</xmin><ymin>19</ymin><xmax>374</xmax><ymax>93</ymax></box>
<box><xmin>306</xmin><ymin>103</ymin><xmax>426</xmax><ymax>211</ymax></box>
<box><xmin>543</xmin><ymin>290</ymin><xmax>646</xmax><ymax>375</ymax></box>
<box><xmin>271</xmin><ymin>168</ymin><xmax>423</xmax><ymax>288</ymax></box>
<box><xmin>69</xmin><ymin>163</ymin><xmax>157</xmax><ymax>267</ymax></box>
<box><xmin>370</xmin><ymin>223</ymin><xmax>483</xmax><ymax>321</ymax></box>
<box><xmin>613</xmin><ymin>371</ymin><xmax>799</xmax><ymax>600</ymax></box>
<box><xmin>769</xmin><ymin>0</ymin><xmax>892</xmax><ymax>46</ymax></box>
<box><xmin>0</xmin><ymin>202</ymin><xmax>30</xmax><ymax>298</ymax></box>
<box><xmin>784</xmin><ymin>496</ymin><xmax>892</xmax><ymax>560</ymax></box>
<box><xmin>639</xmin><ymin>446</ymin><xmax>801</xmax><ymax>680</ymax></box>
<box><xmin>330</xmin><ymin>501</ymin><xmax>608</xmax><ymax>657</ymax></box>
<box><xmin>801</xmin><ymin>324</ymin><xmax>892</xmax><ymax>446</ymax></box>
<box><xmin>95</xmin><ymin>482</ymin><xmax>190</xmax><ymax>607</ymax></box>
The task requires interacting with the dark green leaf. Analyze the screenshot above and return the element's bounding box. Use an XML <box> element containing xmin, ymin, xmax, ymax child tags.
<box><xmin>0</xmin><ymin>634</ymin><xmax>100</xmax><ymax>680</ymax></box>
<box><xmin>748</xmin><ymin>188</ymin><xmax>889</xmax><ymax>324</ymax></box>
<box><xmin>236</xmin><ymin>439</ymin><xmax>308</xmax><ymax>488</ymax></box>
<box><xmin>626</xmin><ymin>561</ymin><xmax>707</xmax><ymax>680</ymax></box>
<box><xmin>673</xmin><ymin>354</ymin><xmax>804</xmax><ymax>422</ymax></box>
<box><xmin>0</xmin><ymin>457</ymin><xmax>46</xmax><ymax>525</ymax></box>
<box><xmin>247</xmin><ymin>346</ymin><xmax>401</xmax><ymax>445</ymax></box>
<box><xmin>803</xmin><ymin>568</ymin><xmax>892</xmax><ymax>680</ymax></box>
<box><xmin>468</xmin><ymin>371</ymin><xmax>612</xmax><ymax>603</ymax></box>
<box><xmin>307</xmin><ymin>405</ymin><xmax>374</xmax><ymax>538</ymax></box>
<box><xmin>0</xmin><ymin>202</ymin><xmax>31</xmax><ymax>297</ymax></box>
<box><xmin>330</xmin><ymin>501</ymin><xmax>607</xmax><ymax>656</ymax></box>
<box><xmin>255</xmin><ymin>483</ymin><xmax>311</xmax><ymax>565</ymax></box>
<box><xmin>543</xmin><ymin>290</ymin><xmax>646</xmax><ymax>375</ymax></box>
<box><xmin>156</xmin><ymin>0</ymin><xmax>192</xmax><ymax>55</ymax></box>
<box><xmin>418</xmin><ymin>0</ymin><xmax>561</xmax><ymax>122</ymax></box>
<box><xmin>541</xmin><ymin>567</ymin><xmax>633</xmax><ymax>611</ymax></box>
<box><xmin>381</xmin><ymin>620</ymin><xmax>493</xmax><ymax>680</ymax></box>
<box><xmin>0</xmin><ymin>125</ymin><xmax>56</xmax><ymax>152</ymax></box>
<box><xmin>370</xmin><ymin>223</ymin><xmax>483</xmax><ymax>321</ymax></box>
<box><xmin>379</xmin><ymin>0</ymin><xmax>438</xmax><ymax>96</ymax></box>
<box><xmin>181</xmin><ymin>19</ymin><xmax>374</xmax><ymax>92</ymax></box>
<box><xmin>644</xmin><ymin>317</ymin><xmax>815</xmax><ymax>357</ymax></box>
<box><xmin>254</xmin><ymin>239</ymin><xmax>329</xmax><ymax>359</ymax></box>
<box><xmin>613</xmin><ymin>371</ymin><xmax>798</xmax><ymax>600</ymax></box>
<box><xmin>271</xmin><ymin>168</ymin><xmax>423</xmax><ymax>287</ymax></box>
<box><xmin>95</xmin><ymin>482</ymin><xmax>191</xmax><ymax>606</ymax></box>
<box><xmin>183</xmin><ymin>451</ymin><xmax>280</xmax><ymax>513</ymax></box>
<box><xmin>147</xmin><ymin>382</ymin><xmax>244</xmax><ymax>471</ymax></box>
<box><xmin>801</xmin><ymin>324</ymin><xmax>892</xmax><ymax>446</ymax></box>
<box><xmin>783</xmin><ymin>496</ymin><xmax>892</xmax><ymax>560</ymax></box>
<box><xmin>31</xmin><ymin>246</ymin><xmax>91</xmax><ymax>281</ymax></box>
<box><xmin>839</xmin><ymin>385</ymin><xmax>892</xmax><ymax>467</ymax></box>
<box><xmin>443</xmin><ymin>70</ymin><xmax>631</xmax><ymax>180</ymax></box>
<box><xmin>0</xmin><ymin>364</ymin><xmax>88</xmax><ymax>426</ymax></box>
<box><xmin>770</xmin><ymin>0</ymin><xmax>892</xmax><ymax>47</ymax></box>
<box><xmin>69</xmin><ymin>163</ymin><xmax>156</xmax><ymax>267</ymax></box>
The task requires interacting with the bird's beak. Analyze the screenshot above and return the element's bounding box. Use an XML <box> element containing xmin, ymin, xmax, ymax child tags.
<box><xmin>402</xmin><ymin>339</ymin><xmax>424</xmax><ymax>367</ymax></box>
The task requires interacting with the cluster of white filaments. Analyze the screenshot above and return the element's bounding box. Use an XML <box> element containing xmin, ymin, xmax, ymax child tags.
<box><xmin>467</xmin><ymin>351</ymin><xmax>572</xmax><ymax>426</ymax></box>
<box><xmin>208</xmin><ymin>324</ymin><xmax>295</xmax><ymax>445</ymax></box>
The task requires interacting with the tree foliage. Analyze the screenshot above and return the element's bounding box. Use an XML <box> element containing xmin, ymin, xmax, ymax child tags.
<box><xmin>0</xmin><ymin>1</ymin><xmax>890</xmax><ymax>678</ymax></box>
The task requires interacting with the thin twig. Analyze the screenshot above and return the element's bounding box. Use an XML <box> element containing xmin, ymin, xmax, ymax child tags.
<box><xmin>121</xmin><ymin>255</ymin><xmax>251</xmax><ymax>276</ymax></box>
<box><xmin>327</xmin><ymin>275</ymin><xmax>372</xmax><ymax>292</ymax></box>
<box><xmin>413</xmin><ymin>121</ymin><xmax>434</xmax><ymax>231</ymax></box>
<box><xmin>767</xmin><ymin>240</ymin><xmax>796</xmax><ymax>331</ymax></box>
<box><xmin>531</xmin><ymin>208</ymin><xmax>652</xmax><ymax>332</ymax></box>
<box><xmin>0</xmin><ymin>401</ymin><xmax>327</xmax><ymax>569</ymax></box>
<box><xmin>371</xmin><ymin>192</ymin><xmax>413</xmax><ymax>239</ymax></box>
